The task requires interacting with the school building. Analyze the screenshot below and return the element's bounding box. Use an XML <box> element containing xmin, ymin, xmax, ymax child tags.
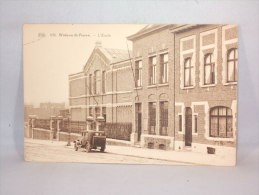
<box><xmin>69</xmin><ymin>24</ymin><xmax>238</xmax><ymax>155</ymax></box>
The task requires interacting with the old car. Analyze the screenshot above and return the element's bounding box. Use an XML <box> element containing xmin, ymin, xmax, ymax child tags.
<box><xmin>74</xmin><ymin>130</ymin><xmax>106</xmax><ymax>152</ymax></box>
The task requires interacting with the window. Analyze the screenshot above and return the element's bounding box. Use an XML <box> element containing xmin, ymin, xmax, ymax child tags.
<box><xmin>160</xmin><ymin>54</ymin><xmax>168</xmax><ymax>83</ymax></box>
<box><xmin>102</xmin><ymin>71</ymin><xmax>106</xmax><ymax>93</ymax></box>
<box><xmin>102</xmin><ymin>107</ymin><xmax>106</xmax><ymax>122</ymax></box>
<box><xmin>89</xmin><ymin>74</ymin><xmax>92</xmax><ymax>94</ymax></box>
<box><xmin>89</xmin><ymin>107</ymin><xmax>93</xmax><ymax>116</ymax></box>
<box><xmin>149</xmin><ymin>56</ymin><xmax>157</xmax><ymax>85</ymax></box>
<box><xmin>227</xmin><ymin>48</ymin><xmax>238</xmax><ymax>83</ymax></box>
<box><xmin>179</xmin><ymin>115</ymin><xmax>182</xmax><ymax>132</ymax></box>
<box><xmin>148</xmin><ymin>102</ymin><xmax>156</xmax><ymax>134</ymax></box>
<box><xmin>194</xmin><ymin>115</ymin><xmax>198</xmax><ymax>133</ymax></box>
<box><xmin>210</xmin><ymin>106</ymin><xmax>233</xmax><ymax>138</ymax></box>
<box><xmin>160</xmin><ymin>101</ymin><xmax>168</xmax><ymax>136</ymax></box>
<box><xmin>135</xmin><ymin>60</ymin><xmax>142</xmax><ymax>87</ymax></box>
<box><xmin>95</xmin><ymin>107</ymin><xmax>101</xmax><ymax>119</ymax></box>
<box><xmin>94</xmin><ymin>70</ymin><xmax>101</xmax><ymax>94</ymax></box>
<box><xmin>204</xmin><ymin>53</ymin><xmax>215</xmax><ymax>85</ymax></box>
<box><xmin>184</xmin><ymin>57</ymin><xmax>193</xmax><ymax>87</ymax></box>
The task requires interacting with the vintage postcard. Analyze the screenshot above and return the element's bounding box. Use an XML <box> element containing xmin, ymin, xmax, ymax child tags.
<box><xmin>24</xmin><ymin>24</ymin><xmax>238</xmax><ymax>166</ymax></box>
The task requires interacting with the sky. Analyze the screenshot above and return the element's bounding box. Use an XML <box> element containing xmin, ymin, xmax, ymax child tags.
<box><xmin>23</xmin><ymin>24</ymin><xmax>146</xmax><ymax>107</ymax></box>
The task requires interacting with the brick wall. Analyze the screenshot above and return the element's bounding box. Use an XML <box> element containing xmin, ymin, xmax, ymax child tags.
<box><xmin>174</xmin><ymin>25</ymin><xmax>237</xmax><ymax>148</ymax></box>
<box><xmin>131</xmin><ymin>26</ymin><xmax>175</xmax><ymax>141</ymax></box>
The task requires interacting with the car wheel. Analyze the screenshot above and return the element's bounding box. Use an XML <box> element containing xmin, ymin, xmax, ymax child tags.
<box><xmin>100</xmin><ymin>147</ymin><xmax>105</xmax><ymax>152</ymax></box>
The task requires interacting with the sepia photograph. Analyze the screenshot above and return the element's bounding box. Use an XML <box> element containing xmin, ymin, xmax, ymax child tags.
<box><xmin>23</xmin><ymin>24</ymin><xmax>238</xmax><ymax>166</ymax></box>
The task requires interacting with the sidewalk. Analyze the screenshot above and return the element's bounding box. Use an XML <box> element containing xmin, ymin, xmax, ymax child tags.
<box><xmin>25</xmin><ymin>138</ymin><xmax>236</xmax><ymax>166</ymax></box>
<box><xmin>106</xmin><ymin>145</ymin><xmax>236</xmax><ymax>166</ymax></box>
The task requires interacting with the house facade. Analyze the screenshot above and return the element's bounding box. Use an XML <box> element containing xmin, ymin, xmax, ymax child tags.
<box><xmin>173</xmin><ymin>24</ymin><xmax>238</xmax><ymax>154</ymax></box>
<box><xmin>128</xmin><ymin>24</ymin><xmax>237</xmax><ymax>154</ymax></box>
<box><xmin>128</xmin><ymin>25</ymin><xmax>176</xmax><ymax>149</ymax></box>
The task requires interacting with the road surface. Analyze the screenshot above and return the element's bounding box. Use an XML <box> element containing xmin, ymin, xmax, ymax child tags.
<box><xmin>24</xmin><ymin>139</ymin><xmax>184</xmax><ymax>165</ymax></box>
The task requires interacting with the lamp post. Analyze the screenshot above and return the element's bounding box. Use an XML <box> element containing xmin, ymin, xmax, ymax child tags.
<box><xmin>67</xmin><ymin>113</ymin><xmax>71</xmax><ymax>146</ymax></box>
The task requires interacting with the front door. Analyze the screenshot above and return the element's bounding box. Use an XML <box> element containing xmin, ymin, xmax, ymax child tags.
<box><xmin>135</xmin><ymin>103</ymin><xmax>142</xmax><ymax>142</ymax></box>
<box><xmin>185</xmin><ymin>107</ymin><xmax>192</xmax><ymax>146</ymax></box>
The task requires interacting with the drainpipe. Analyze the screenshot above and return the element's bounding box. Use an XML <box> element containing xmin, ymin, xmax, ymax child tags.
<box><xmin>111</xmin><ymin>67</ymin><xmax>113</xmax><ymax>123</ymax></box>
<box><xmin>173</xmin><ymin>32</ymin><xmax>176</xmax><ymax>150</ymax></box>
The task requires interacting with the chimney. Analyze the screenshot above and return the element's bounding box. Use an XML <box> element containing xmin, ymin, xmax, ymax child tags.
<box><xmin>95</xmin><ymin>41</ymin><xmax>102</xmax><ymax>48</ymax></box>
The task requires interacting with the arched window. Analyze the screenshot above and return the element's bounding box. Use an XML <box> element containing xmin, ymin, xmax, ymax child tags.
<box><xmin>148</xmin><ymin>102</ymin><xmax>156</xmax><ymax>135</ymax></box>
<box><xmin>227</xmin><ymin>48</ymin><xmax>238</xmax><ymax>83</ymax></box>
<box><xmin>210</xmin><ymin>106</ymin><xmax>233</xmax><ymax>138</ymax></box>
<box><xmin>184</xmin><ymin>57</ymin><xmax>193</xmax><ymax>87</ymax></box>
<box><xmin>102</xmin><ymin>71</ymin><xmax>106</xmax><ymax>93</ymax></box>
<box><xmin>160</xmin><ymin>101</ymin><xmax>168</xmax><ymax>136</ymax></box>
<box><xmin>204</xmin><ymin>53</ymin><xmax>215</xmax><ymax>85</ymax></box>
<box><xmin>89</xmin><ymin>74</ymin><xmax>92</xmax><ymax>94</ymax></box>
<box><xmin>94</xmin><ymin>70</ymin><xmax>101</xmax><ymax>94</ymax></box>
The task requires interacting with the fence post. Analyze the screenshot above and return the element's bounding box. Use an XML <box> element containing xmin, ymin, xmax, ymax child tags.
<box><xmin>27</xmin><ymin>118</ymin><xmax>31</xmax><ymax>138</ymax></box>
<box><xmin>57</xmin><ymin>116</ymin><xmax>62</xmax><ymax>141</ymax></box>
<box><xmin>29</xmin><ymin>115</ymin><xmax>37</xmax><ymax>139</ymax></box>
<box><xmin>50</xmin><ymin>116</ymin><xmax>55</xmax><ymax>141</ymax></box>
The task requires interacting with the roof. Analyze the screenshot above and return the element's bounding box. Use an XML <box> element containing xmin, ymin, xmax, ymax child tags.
<box><xmin>98</xmin><ymin>47</ymin><xmax>132</xmax><ymax>64</ymax></box>
<box><xmin>82</xmin><ymin>42</ymin><xmax>133</xmax><ymax>72</ymax></box>
<box><xmin>127</xmin><ymin>24</ymin><xmax>172</xmax><ymax>40</ymax></box>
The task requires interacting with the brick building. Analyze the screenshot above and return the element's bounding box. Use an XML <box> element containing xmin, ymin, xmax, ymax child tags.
<box><xmin>128</xmin><ymin>24</ymin><xmax>237</xmax><ymax>154</ymax></box>
<box><xmin>69</xmin><ymin>24</ymin><xmax>237</xmax><ymax>155</ymax></box>
<box><xmin>128</xmin><ymin>25</ymin><xmax>176</xmax><ymax>149</ymax></box>
<box><xmin>173</xmin><ymin>24</ymin><xmax>237</xmax><ymax>154</ymax></box>
<box><xmin>69</xmin><ymin>42</ymin><xmax>134</xmax><ymax>130</ymax></box>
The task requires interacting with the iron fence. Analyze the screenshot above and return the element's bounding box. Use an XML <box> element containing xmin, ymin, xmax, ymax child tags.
<box><xmin>102</xmin><ymin>123</ymin><xmax>132</xmax><ymax>141</ymax></box>
<box><xmin>60</xmin><ymin>120</ymin><xmax>86</xmax><ymax>134</ymax></box>
<box><xmin>34</xmin><ymin>119</ymin><xmax>50</xmax><ymax>130</ymax></box>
